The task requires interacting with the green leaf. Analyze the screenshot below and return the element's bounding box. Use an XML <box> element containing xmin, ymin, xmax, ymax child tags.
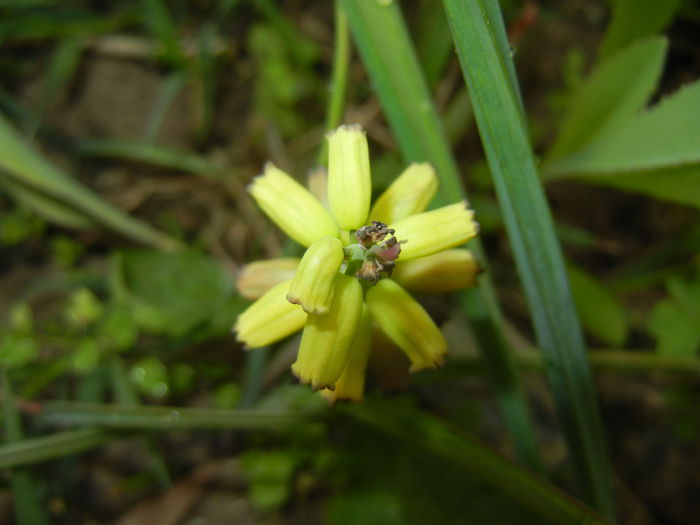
<box><xmin>599</xmin><ymin>0</ymin><xmax>681</xmax><ymax>59</ymax></box>
<box><xmin>0</xmin><ymin>334</ymin><xmax>39</xmax><ymax>368</ymax></box>
<box><xmin>567</xmin><ymin>264</ymin><xmax>627</xmax><ymax>346</ymax></box>
<box><xmin>648</xmin><ymin>274</ymin><xmax>700</xmax><ymax>357</ymax></box>
<box><xmin>443</xmin><ymin>0</ymin><xmax>614</xmax><ymax>514</ymax></box>
<box><xmin>548</xmin><ymin>37</ymin><xmax>667</xmax><ymax>159</ymax></box>
<box><xmin>545</xmin><ymin>80</ymin><xmax>700</xmax><ymax>208</ymax></box>
<box><xmin>0</xmin><ymin>113</ymin><xmax>180</xmax><ymax>249</ymax></box>
<box><xmin>115</xmin><ymin>249</ymin><xmax>234</xmax><ymax>336</ymax></box>
<box><xmin>242</xmin><ymin>450</ymin><xmax>297</xmax><ymax>511</ymax></box>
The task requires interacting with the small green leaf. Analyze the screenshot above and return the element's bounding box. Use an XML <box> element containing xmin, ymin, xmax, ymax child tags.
<box><xmin>116</xmin><ymin>249</ymin><xmax>234</xmax><ymax>336</ymax></box>
<box><xmin>548</xmin><ymin>37</ymin><xmax>667</xmax><ymax>159</ymax></box>
<box><xmin>71</xmin><ymin>339</ymin><xmax>101</xmax><ymax>373</ymax></box>
<box><xmin>567</xmin><ymin>264</ymin><xmax>627</xmax><ymax>346</ymax></box>
<box><xmin>648</xmin><ymin>300</ymin><xmax>700</xmax><ymax>358</ymax></box>
<box><xmin>65</xmin><ymin>288</ymin><xmax>103</xmax><ymax>327</ymax></box>
<box><xmin>9</xmin><ymin>302</ymin><xmax>33</xmax><ymax>332</ymax></box>
<box><xmin>130</xmin><ymin>357</ymin><xmax>169</xmax><ymax>399</ymax></box>
<box><xmin>599</xmin><ymin>0</ymin><xmax>681</xmax><ymax>59</ymax></box>
<box><xmin>242</xmin><ymin>450</ymin><xmax>297</xmax><ymax>511</ymax></box>
<box><xmin>0</xmin><ymin>334</ymin><xmax>39</xmax><ymax>368</ymax></box>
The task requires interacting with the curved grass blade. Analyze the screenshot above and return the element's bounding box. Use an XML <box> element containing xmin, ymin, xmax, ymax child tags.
<box><xmin>443</xmin><ymin>0</ymin><xmax>614</xmax><ymax>515</ymax></box>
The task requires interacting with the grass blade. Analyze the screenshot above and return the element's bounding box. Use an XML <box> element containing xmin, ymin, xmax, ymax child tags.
<box><xmin>341</xmin><ymin>0</ymin><xmax>541</xmax><ymax>471</ymax></box>
<box><xmin>36</xmin><ymin>401</ymin><xmax>320</xmax><ymax>430</ymax></box>
<box><xmin>0</xmin><ymin>428</ymin><xmax>116</xmax><ymax>469</ymax></box>
<box><xmin>443</xmin><ymin>0</ymin><xmax>614</xmax><ymax>515</ymax></box>
<box><xmin>345</xmin><ymin>400</ymin><xmax>614</xmax><ymax>525</ymax></box>
<box><xmin>0</xmin><ymin>114</ymin><xmax>181</xmax><ymax>249</ymax></box>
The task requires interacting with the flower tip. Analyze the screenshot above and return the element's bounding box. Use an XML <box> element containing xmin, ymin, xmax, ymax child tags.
<box><xmin>286</xmin><ymin>293</ymin><xmax>330</xmax><ymax>315</ymax></box>
<box><xmin>326</xmin><ymin>123</ymin><xmax>365</xmax><ymax>139</ymax></box>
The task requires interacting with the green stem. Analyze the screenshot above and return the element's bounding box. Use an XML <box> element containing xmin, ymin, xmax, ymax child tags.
<box><xmin>318</xmin><ymin>0</ymin><xmax>351</xmax><ymax>166</ymax></box>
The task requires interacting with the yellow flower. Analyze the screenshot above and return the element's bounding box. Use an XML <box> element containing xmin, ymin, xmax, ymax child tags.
<box><xmin>235</xmin><ymin>124</ymin><xmax>480</xmax><ymax>401</ymax></box>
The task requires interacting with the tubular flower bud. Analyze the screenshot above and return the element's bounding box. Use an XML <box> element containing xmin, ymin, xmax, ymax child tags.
<box><xmin>365</xmin><ymin>279</ymin><xmax>447</xmax><ymax>372</ymax></box>
<box><xmin>287</xmin><ymin>236</ymin><xmax>344</xmax><ymax>314</ymax></box>
<box><xmin>392</xmin><ymin>249</ymin><xmax>480</xmax><ymax>294</ymax></box>
<box><xmin>237</xmin><ymin>258</ymin><xmax>300</xmax><ymax>300</ymax></box>
<box><xmin>370</xmin><ymin>163</ymin><xmax>438</xmax><ymax>224</ymax></box>
<box><xmin>321</xmin><ymin>304</ymin><xmax>372</xmax><ymax>403</ymax></box>
<box><xmin>327</xmin><ymin>125</ymin><xmax>371</xmax><ymax>230</ymax></box>
<box><xmin>292</xmin><ymin>274</ymin><xmax>363</xmax><ymax>390</ymax></box>
<box><xmin>249</xmin><ymin>163</ymin><xmax>338</xmax><ymax>247</ymax></box>
<box><xmin>235</xmin><ymin>279</ymin><xmax>306</xmax><ymax>348</ymax></box>
<box><xmin>390</xmin><ymin>201</ymin><xmax>478</xmax><ymax>261</ymax></box>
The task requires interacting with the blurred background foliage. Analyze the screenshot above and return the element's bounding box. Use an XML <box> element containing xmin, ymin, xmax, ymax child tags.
<box><xmin>0</xmin><ymin>0</ymin><xmax>699</xmax><ymax>524</ymax></box>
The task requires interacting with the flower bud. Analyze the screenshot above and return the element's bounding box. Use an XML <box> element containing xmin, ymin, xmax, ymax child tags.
<box><xmin>327</xmin><ymin>125</ymin><xmax>371</xmax><ymax>230</ymax></box>
<box><xmin>287</xmin><ymin>236</ymin><xmax>344</xmax><ymax>314</ymax></box>
<box><xmin>365</xmin><ymin>279</ymin><xmax>447</xmax><ymax>372</ymax></box>
<box><xmin>370</xmin><ymin>163</ymin><xmax>438</xmax><ymax>224</ymax></box>
<box><xmin>390</xmin><ymin>201</ymin><xmax>478</xmax><ymax>261</ymax></box>
<box><xmin>249</xmin><ymin>163</ymin><xmax>338</xmax><ymax>247</ymax></box>
<box><xmin>292</xmin><ymin>274</ymin><xmax>363</xmax><ymax>390</ymax></box>
<box><xmin>393</xmin><ymin>249</ymin><xmax>479</xmax><ymax>293</ymax></box>
<box><xmin>234</xmin><ymin>279</ymin><xmax>306</xmax><ymax>348</ymax></box>
<box><xmin>237</xmin><ymin>258</ymin><xmax>300</xmax><ymax>300</ymax></box>
<box><xmin>321</xmin><ymin>304</ymin><xmax>372</xmax><ymax>403</ymax></box>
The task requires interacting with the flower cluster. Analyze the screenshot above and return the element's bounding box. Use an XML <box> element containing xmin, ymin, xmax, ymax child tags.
<box><xmin>235</xmin><ymin>125</ymin><xmax>479</xmax><ymax>402</ymax></box>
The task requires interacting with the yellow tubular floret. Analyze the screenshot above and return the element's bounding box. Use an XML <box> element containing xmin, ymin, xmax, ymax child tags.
<box><xmin>287</xmin><ymin>237</ymin><xmax>344</xmax><ymax>314</ymax></box>
<box><xmin>292</xmin><ymin>274</ymin><xmax>364</xmax><ymax>390</ymax></box>
<box><xmin>327</xmin><ymin>125</ymin><xmax>371</xmax><ymax>230</ymax></box>
<box><xmin>235</xmin><ymin>279</ymin><xmax>306</xmax><ymax>348</ymax></box>
<box><xmin>390</xmin><ymin>201</ymin><xmax>478</xmax><ymax>261</ymax></box>
<box><xmin>392</xmin><ymin>249</ymin><xmax>479</xmax><ymax>294</ymax></box>
<box><xmin>370</xmin><ymin>163</ymin><xmax>438</xmax><ymax>224</ymax></box>
<box><xmin>237</xmin><ymin>258</ymin><xmax>300</xmax><ymax>300</ymax></box>
<box><xmin>365</xmin><ymin>279</ymin><xmax>447</xmax><ymax>372</ymax></box>
<box><xmin>321</xmin><ymin>304</ymin><xmax>372</xmax><ymax>403</ymax></box>
<box><xmin>249</xmin><ymin>163</ymin><xmax>338</xmax><ymax>247</ymax></box>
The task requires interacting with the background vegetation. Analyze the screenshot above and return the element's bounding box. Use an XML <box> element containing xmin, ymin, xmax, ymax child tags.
<box><xmin>1</xmin><ymin>0</ymin><xmax>698</xmax><ymax>523</ymax></box>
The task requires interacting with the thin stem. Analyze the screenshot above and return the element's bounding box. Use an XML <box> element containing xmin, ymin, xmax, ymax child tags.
<box><xmin>317</xmin><ymin>0</ymin><xmax>351</xmax><ymax>166</ymax></box>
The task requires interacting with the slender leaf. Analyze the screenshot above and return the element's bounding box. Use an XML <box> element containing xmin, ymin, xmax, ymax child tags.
<box><xmin>443</xmin><ymin>0</ymin><xmax>614</xmax><ymax>515</ymax></box>
<box><xmin>345</xmin><ymin>400</ymin><xmax>615</xmax><ymax>525</ymax></box>
<box><xmin>0</xmin><ymin>428</ymin><xmax>115</xmax><ymax>469</ymax></box>
<box><xmin>341</xmin><ymin>0</ymin><xmax>541</xmax><ymax>471</ymax></box>
<box><xmin>36</xmin><ymin>401</ymin><xmax>319</xmax><ymax>429</ymax></box>
<box><xmin>548</xmin><ymin>37</ymin><xmax>668</xmax><ymax>159</ymax></box>
<box><xmin>0</xmin><ymin>114</ymin><xmax>181</xmax><ymax>249</ymax></box>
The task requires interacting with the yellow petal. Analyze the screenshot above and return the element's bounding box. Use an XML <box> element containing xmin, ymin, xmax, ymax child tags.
<box><xmin>390</xmin><ymin>201</ymin><xmax>478</xmax><ymax>261</ymax></box>
<box><xmin>321</xmin><ymin>304</ymin><xmax>372</xmax><ymax>403</ymax></box>
<box><xmin>249</xmin><ymin>163</ymin><xmax>338</xmax><ymax>247</ymax></box>
<box><xmin>234</xmin><ymin>279</ymin><xmax>306</xmax><ymax>348</ymax></box>
<box><xmin>327</xmin><ymin>125</ymin><xmax>371</xmax><ymax>230</ymax></box>
<box><xmin>292</xmin><ymin>274</ymin><xmax>363</xmax><ymax>390</ymax></box>
<box><xmin>370</xmin><ymin>163</ymin><xmax>438</xmax><ymax>224</ymax></box>
<box><xmin>393</xmin><ymin>249</ymin><xmax>479</xmax><ymax>293</ymax></box>
<box><xmin>365</xmin><ymin>279</ymin><xmax>446</xmax><ymax>372</ymax></box>
<box><xmin>287</xmin><ymin>237</ymin><xmax>344</xmax><ymax>314</ymax></box>
<box><xmin>237</xmin><ymin>258</ymin><xmax>300</xmax><ymax>300</ymax></box>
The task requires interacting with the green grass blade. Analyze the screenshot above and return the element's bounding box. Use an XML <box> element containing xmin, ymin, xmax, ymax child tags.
<box><xmin>0</xmin><ymin>427</ymin><xmax>116</xmax><ymax>469</ymax></box>
<box><xmin>36</xmin><ymin>401</ymin><xmax>320</xmax><ymax>430</ymax></box>
<box><xmin>443</xmin><ymin>0</ymin><xmax>614</xmax><ymax>515</ymax></box>
<box><xmin>0</xmin><ymin>114</ymin><xmax>181</xmax><ymax>249</ymax></box>
<box><xmin>341</xmin><ymin>0</ymin><xmax>541</xmax><ymax>471</ymax></box>
<box><xmin>2</xmin><ymin>370</ymin><xmax>49</xmax><ymax>525</ymax></box>
<box><xmin>345</xmin><ymin>401</ymin><xmax>615</xmax><ymax>525</ymax></box>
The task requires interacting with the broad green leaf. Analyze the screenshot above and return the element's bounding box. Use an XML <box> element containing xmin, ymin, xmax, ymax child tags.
<box><xmin>599</xmin><ymin>0</ymin><xmax>681</xmax><ymax>59</ymax></box>
<box><xmin>547</xmin><ymin>80</ymin><xmax>700</xmax><ymax>175</ymax></box>
<box><xmin>115</xmin><ymin>249</ymin><xmax>234</xmax><ymax>336</ymax></box>
<box><xmin>0</xmin><ymin>114</ymin><xmax>180</xmax><ymax>249</ymax></box>
<box><xmin>567</xmin><ymin>264</ymin><xmax>627</xmax><ymax>346</ymax></box>
<box><xmin>648</xmin><ymin>274</ymin><xmax>700</xmax><ymax>357</ymax></box>
<box><xmin>549</xmin><ymin>37</ymin><xmax>667</xmax><ymax>159</ymax></box>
